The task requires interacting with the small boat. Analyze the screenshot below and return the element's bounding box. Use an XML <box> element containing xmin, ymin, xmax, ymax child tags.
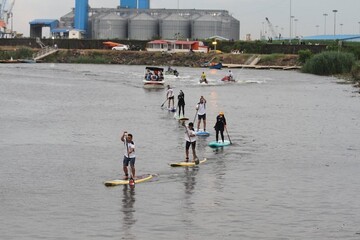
<box><xmin>143</xmin><ymin>66</ymin><xmax>165</xmax><ymax>88</ymax></box>
<box><xmin>209</xmin><ymin>62</ymin><xmax>222</xmax><ymax>70</ymax></box>
<box><xmin>165</xmin><ymin>68</ymin><xmax>179</xmax><ymax>77</ymax></box>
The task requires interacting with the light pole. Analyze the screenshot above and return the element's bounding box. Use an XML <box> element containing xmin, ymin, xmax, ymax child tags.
<box><xmin>289</xmin><ymin>0</ymin><xmax>292</xmax><ymax>43</ymax></box>
<box><xmin>323</xmin><ymin>13</ymin><xmax>328</xmax><ymax>35</ymax></box>
<box><xmin>291</xmin><ymin>16</ymin><xmax>295</xmax><ymax>39</ymax></box>
<box><xmin>340</xmin><ymin>23</ymin><xmax>343</xmax><ymax>34</ymax></box>
<box><xmin>316</xmin><ymin>25</ymin><xmax>319</xmax><ymax>35</ymax></box>
<box><xmin>333</xmin><ymin>10</ymin><xmax>338</xmax><ymax>36</ymax></box>
<box><xmin>358</xmin><ymin>22</ymin><xmax>360</xmax><ymax>34</ymax></box>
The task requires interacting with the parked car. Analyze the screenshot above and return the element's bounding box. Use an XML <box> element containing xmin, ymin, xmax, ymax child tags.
<box><xmin>112</xmin><ymin>45</ymin><xmax>129</xmax><ymax>51</ymax></box>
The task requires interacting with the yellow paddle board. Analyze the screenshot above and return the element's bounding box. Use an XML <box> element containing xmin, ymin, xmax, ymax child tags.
<box><xmin>170</xmin><ymin>158</ymin><xmax>207</xmax><ymax>167</ymax></box>
<box><xmin>104</xmin><ymin>174</ymin><xmax>153</xmax><ymax>186</ymax></box>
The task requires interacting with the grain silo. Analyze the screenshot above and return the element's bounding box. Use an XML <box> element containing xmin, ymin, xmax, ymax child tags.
<box><xmin>74</xmin><ymin>0</ymin><xmax>88</xmax><ymax>32</ymax></box>
<box><xmin>138</xmin><ymin>0</ymin><xmax>150</xmax><ymax>9</ymax></box>
<box><xmin>94</xmin><ymin>13</ymin><xmax>128</xmax><ymax>39</ymax></box>
<box><xmin>229</xmin><ymin>16</ymin><xmax>240</xmax><ymax>41</ymax></box>
<box><xmin>160</xmin><ymin>13</ymin><xmax>190</xmax><ymax>40</ymax></box>
<box><xmin>191</xmin><ymin>14</ymin><xmax>222</xmax><ymax>40</ymax></box>
<box><xmin>120</xmin><ymin>0</ymin><xmax>136</xmax><ymax>9</ymax></box>
<box><xmin>128</xmin><ymin>12</ymin><xmax>158</xmax><ymax>40</ymax></box>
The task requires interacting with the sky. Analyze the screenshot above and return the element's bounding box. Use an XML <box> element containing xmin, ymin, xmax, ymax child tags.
<box><xmin>6</xmin><ymin>0</ymin><xmax>360</xmax><ymax>39</ymax></box>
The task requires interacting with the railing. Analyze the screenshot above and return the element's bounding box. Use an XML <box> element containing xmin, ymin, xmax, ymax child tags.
<box><xmin>32</xmin><ymin>46</ymin><xmax>58</xmax><ymax>60</ymax></box>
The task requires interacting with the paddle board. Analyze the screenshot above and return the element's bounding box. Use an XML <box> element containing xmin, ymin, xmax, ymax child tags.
<box><xmin>174</xmin><ymin>115</ymin><xmax>189</xmax><ymax>121</ymax></box>
<box><xmin>168</xmin><ymin>107</ymin><xmax>176</xmax><ymax>112</ymax></box>
<box><xmin>104</xmin><ymin>174</ymin><xmax>153</xmax><ymax>186</ymax></box>
<box><xmin>208</xmin><ymin>140</ymin><xmax>231</xmax><ymax>148</ymax></box>
<box><xmin>170</xmin><ymin>158</ymin><xmax>207</xmax><ymax>167</ymax></box>
<box><xmin>195</xmin><ymin>130</ymin><xmax>210</xmax><ymax>136</ymax></box>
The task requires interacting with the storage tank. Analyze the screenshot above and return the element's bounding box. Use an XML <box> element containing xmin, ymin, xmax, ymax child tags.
<box><xmin>74</xmin><ymin>0</ymin><xmax>88</xmax><ymax>32</ymax></box>
<box><xmin>229</xmin><ymin>16</ymin><xmax>240</xmax><ymax>40</ymax></box>
<box><xmin>160</xmin><ymin>13</ymin><xmax>190</xmax><ymax>39</ymax></box>
<box><xmin>128</xmin><ymin>13</ymin><xmax>158</xmax><ymax>40</ymax></box>
<box><xmin>191</xmin><ymin>14</ymin><xmax>222</xmax><ymax>40</ymax></box>
<box><xmin>94</xmin><ymin>13</ymin><xmax>128</xmax><ymax>39</ymax></box>
<box><xmin>138</xmin><ymin>0</ymin><xmax>150</xmax><ymax>9</ymax></box>
<box><xmin>120</xmin><ymin>0</ymin><xmax>136</xmax><ymax>9</ymax></box>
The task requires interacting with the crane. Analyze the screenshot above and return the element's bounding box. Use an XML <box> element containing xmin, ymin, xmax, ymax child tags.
<box><xmin>0</xmin><ymin>0</ymin><xmax>15</xmax><ymax>37</ymax></box>
<box><xmin>265</xmin><ymin>17</ymin><xmax>280</xmax><ymax>40</ymax></box>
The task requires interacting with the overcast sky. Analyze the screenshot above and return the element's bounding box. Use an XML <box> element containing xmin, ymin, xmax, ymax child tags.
<box><xmin>7</xmin><ymin>0</ymin><xmax>360</xmax><ymax>39</ymax></box>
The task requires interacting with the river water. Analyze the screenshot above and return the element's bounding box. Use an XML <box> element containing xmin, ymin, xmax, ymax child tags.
<box><xmin>1</xmin><ymin>63</ymin><xmax>360</xmax><ymax>240</ymax></box>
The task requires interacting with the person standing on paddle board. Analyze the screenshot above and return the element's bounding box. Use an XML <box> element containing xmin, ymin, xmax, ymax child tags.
<box><xmin>184</xmin><ymin>122</ymin><xmax>197</xmax><ymax>162</ymax></box>
<box><xmin>121</xmin><ymin>131</ymin><xmax>136</xmax><ymax>180</ymax></box>
<box><xmin>166</xmin><ymin>85</ymin><xmax>175</xmax><ymax>110</ymax></box>
<box><xmin>196</xmin><ymin>96</ymin><xmax>207</xmax><ymax>131</ymax></box>
<box><xmin>177</xmin><ymin>90</ymin><xmax>185</xmax><ymax>117</ymax></box>
<box><xmin>214</xmin><ymin>112</ymin><xmax>227</xmax><ymax>142</ymax></box>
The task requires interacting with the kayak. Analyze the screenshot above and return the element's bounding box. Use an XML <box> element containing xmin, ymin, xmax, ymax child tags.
<box><xmin>104</xmin><ymin>174</ymin><xmax>153</xmax><ymax>186</ymax></box>
<box><xmin>170</xmin><ymin>158</ymin><xmax>207</xmax><ymax>167</ymax></box>
<box><xmin>208</xmin><ymin>140</ymin><xmax>231</xmax><ymax>148</ymax></box>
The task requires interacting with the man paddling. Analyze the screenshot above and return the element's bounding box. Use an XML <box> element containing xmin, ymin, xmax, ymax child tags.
<box><xmin>196</xmin><ymin>96</ymin><xmax>207</xmax><ymax>132</ymax></box>
<box><xmin>184</xmin><ymin>122</ymin><xmax>197</xmax><ymax>163</ymax></box>
<box><xmin>121</xmin><ymin>131</ymin><xmax>136</xmax><ymax>180</ymax></box>
<box><xmin>166</xmin><ymin>85</ymin><xmax>175</xmax><ymax>110</ymax></box>
<box><xmin>214</xmin><ymin>112</ymin><xmax>227</xmax><ymax>143</ymax></box>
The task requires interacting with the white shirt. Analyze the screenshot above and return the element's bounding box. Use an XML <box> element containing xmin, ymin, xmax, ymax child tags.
<box><xmin>197</xmin><ymin>102</ymin><xmax>206</xmax><ymax>115</ymax></box>
<box><xmin>184</xmin><ymin>128</ymin><xmax>196</xmax><ymax>142</ymax></box>
<box><xmin>124</xmin><ymin>141</ymin><xmax>135</xmax><ymax>158</ymax></box>
<box><xmin>167</xmin><ymin>88</ymin><xmax>174</xmax><ymax>98</ymax></box>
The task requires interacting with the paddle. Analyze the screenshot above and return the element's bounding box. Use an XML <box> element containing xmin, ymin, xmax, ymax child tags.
<box><xmin>225</xmin><ymin>126</ymin><xmax>232</xmax><ymax>144</ymax></box>
<box><xmin>192</xmin><ymin>108</ymin><xmax>198</xmax><ymax>127</ymax></box>
<box><xmin>160</xmin><ymin>98</ymin><xmax>168</xmax><ymax>108</ymax></box>
<box><xmin>125</xmin><ymin>134</ymin><xmax>135</xmax><ymax>186</ymax></box>
<box><xmin>182</xmin><ymin>122</ymin><xmax>199</xmax><ymax>165</ymax></box>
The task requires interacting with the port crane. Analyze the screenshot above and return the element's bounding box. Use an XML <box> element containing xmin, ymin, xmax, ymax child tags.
<box><xmin>0</xmin><ymin>0</ymin><xmax>15</xmax><ymax>38</ymax></box>
<box><xmin>265</xmin><ymin>17</ymin><xmax>280</xmax><ymax>40</ymax></box>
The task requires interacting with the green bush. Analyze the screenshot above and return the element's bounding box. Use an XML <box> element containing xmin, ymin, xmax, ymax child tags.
<box><xmin>302</xmin><ymin>51</ymin><xmax>356</xmax><ymax>75</ymax></box>
<box><xmin>351</xmin><ymin>61</ymin><xmax>360</xmax><ymax>81</ymax></box>
<box><xmin>298</xmin><ymin>49</ymin><xmax>313</xmax><ymax>64</ymax></box>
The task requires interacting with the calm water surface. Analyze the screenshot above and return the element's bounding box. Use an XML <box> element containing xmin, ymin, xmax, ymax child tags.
<box><xmin>1</xmin><ymin>63</ymin><xmax>360</xmax><ymax>240</ymax></box>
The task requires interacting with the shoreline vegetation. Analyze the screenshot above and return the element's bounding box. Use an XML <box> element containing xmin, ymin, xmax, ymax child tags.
<box><xmin>1</xmin><ymin>46</ymin><xmax>359</xmax><ymax>87</ymax></box>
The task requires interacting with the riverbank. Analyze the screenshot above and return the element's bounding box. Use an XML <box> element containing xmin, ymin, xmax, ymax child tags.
<box><xmin>0</xmin><ymin>47</ymin><xmax>300</xmax><ymax>68</ymax></box>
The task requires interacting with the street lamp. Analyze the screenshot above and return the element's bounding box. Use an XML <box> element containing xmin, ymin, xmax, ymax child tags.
<box><xmin>333</xmin><ymin>10</ymin><xmax>338</xmax><ymax>36</ymax></box>
<box><xmin>323</xmin><ymin>13</ymin><xmax>328</xmax><ymax>35</ymax></box>
<box><xmin>289</xmin><ymin>0</ymin><xmax>292</xmax><ymax>43</ymax></box>
<box><xmin>212</xmin><ymin>40</ymin><xmax>217</xmax><ymax>51</ymax></box>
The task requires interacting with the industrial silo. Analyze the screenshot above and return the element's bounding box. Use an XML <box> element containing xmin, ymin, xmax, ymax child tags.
<box><xmin>191</xmin><ymin>14</ymin><xmax>222</xmax><ymax>40</ymax></box>
<box><xmin>219</xmin><ymin>16</ymin><xmax>231</xmax><ymax>40</ymax></box>
<box><xmin>74</xmin><ymin>0</ymin><xmax>88</xmax><ymax>32</ymax></box>
<box><xmin>138</xmin><ymin>0</ymin><xmax>150</xmax><ymax>9</ymax></box>
<box><xmin>128</xmin><ymin>13</ymin><xmax>159</xmax><ymax>40</ymax></box>
<box><xmin>120</xmin><ymin>0</ymin><xmax>136</xmax><ymax>9</ymax></box>
<box><xmin>229</xmin><ymin>16</ymin><xmax>240</xmax><ymax>40</ymax></box>
<box><xmin>59</xmin><ymin>11</ymin><xmax>75</xmax><ymax>29</ymax></box>
<box><xmin>160</xmin><ymin>13</ymin><xmax>190</xmax><ymax>40</ymax></box>
<box><xmin>94</xmin><ymin>13</ymin><xmax>128</xmax><ymax>39</ymax></box>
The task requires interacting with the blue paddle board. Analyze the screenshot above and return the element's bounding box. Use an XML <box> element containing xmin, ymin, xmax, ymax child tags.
<box><xmin>195</xmin><ymin>130</ymin><xmax>210</xmax><ymax>136</ymax></box>
<box><xmin>168</xmin><ymin>107</ymin><xmax>176</xmax><ymax>112</ymax></box>
<box><xmin>208</xmin><ymin>140</ymin><xmax>231</xmax><ymax>148</ymax></box>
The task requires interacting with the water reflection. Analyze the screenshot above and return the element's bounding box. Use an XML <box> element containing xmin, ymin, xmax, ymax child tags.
<box><xmin>184</xmin><ymin>167</ymin><xmax>199</xmax><ymax>195</ymax></box>
<box><xmin>121</xmin><ymin>185</ymin><xmax>136</xmax><ymax>239</ymax></box>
